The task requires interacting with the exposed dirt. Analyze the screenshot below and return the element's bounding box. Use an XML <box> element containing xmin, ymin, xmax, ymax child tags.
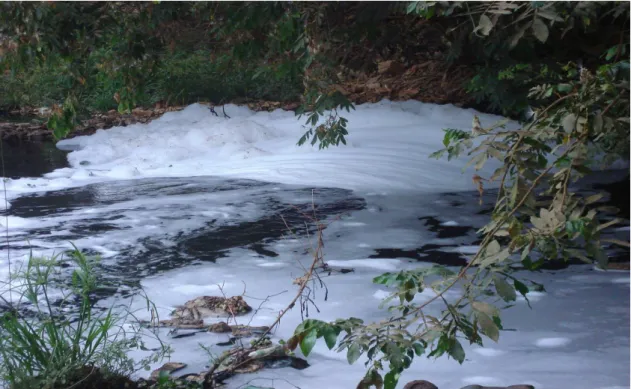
<box><xmin>333</xmin><ymin>59</ymin><xmax>473</xmax><ymax>106</ymax></box>
<box><xmin>0</xmin><ymin>100</ymin><xmax>302</xmax><ymax>142</ymax></box>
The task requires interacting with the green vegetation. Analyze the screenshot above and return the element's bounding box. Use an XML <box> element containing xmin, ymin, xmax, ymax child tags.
<box><xmin>288</xmin><ymin>54</ymin><xmax>629</xmax><ymax>389</ymax></box>
<box><xmin>0</xmin><ymin>248</ymin><xmax>169</xmax><ymax>388</ymax></box>
<box><xmin>282</xmin><ymin>4</ymin><xmax>630</xmax><ymax>388</ymax></box>
<box><xmin>0</xmin><ymin>1</ymin><xmax>629</xmax><ymax>388</ymax></box>
<box><xmin>0</xmin><ymin>49</ymin><xmax>302</xmax><ymax>113</ymax></box>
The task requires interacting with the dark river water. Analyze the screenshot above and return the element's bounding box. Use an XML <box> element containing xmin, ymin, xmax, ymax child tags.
<box><xmin>1</xmin><ymin>140</ymin><xmax>629</xmax><ymax>302</ymax></box>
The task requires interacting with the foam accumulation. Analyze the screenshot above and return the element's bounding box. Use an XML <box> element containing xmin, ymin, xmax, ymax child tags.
<box><xmin>1</xmin><ymin>100</ymin><xmax>628</xmax><ymax>389</ymax></box>
<box><xmin>2</xmin><ymin>100</ymin><xmax>510</xmax><ymax>208</ymax></box>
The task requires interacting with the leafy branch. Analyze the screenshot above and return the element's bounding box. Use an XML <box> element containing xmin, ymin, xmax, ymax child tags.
<box><xmin>285</xmin><ymin>52</ymin><xmax>629</xmax><ymax>389</ymax></box>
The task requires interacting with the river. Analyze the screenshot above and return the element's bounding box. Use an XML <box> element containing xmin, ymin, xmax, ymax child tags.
<box><xmin>0</xmin><ymin>138</ymin><xmax>629</xmax><ymax>389</ymax></box>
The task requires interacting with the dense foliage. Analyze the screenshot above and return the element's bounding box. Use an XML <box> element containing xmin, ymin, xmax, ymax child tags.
<box><xmin>2</xmin><ymin>2</ymin><xmax>628</xmax><ymax>131</ymax></box>
<box><xmin>1</xmin><ymin>2</ymin><xmax>629</xmax><ymax>389</ymax></box>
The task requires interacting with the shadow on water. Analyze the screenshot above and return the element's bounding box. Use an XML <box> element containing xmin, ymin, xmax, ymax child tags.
<box><xmin>7</xmin><ymin>176</ymin><xmax>275</xmax><ymax>218</ymax></box>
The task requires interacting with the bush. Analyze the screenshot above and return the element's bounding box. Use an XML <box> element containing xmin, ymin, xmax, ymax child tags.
<box><xmin>149</xmin><ymin>50</ymin><xmax>302</xmax><ymax>106</ymax></box>
<box><xmin>0</xmin><ymin>57</ymin><xmax>73</xmax><ymax>109</ymax></box>
<box><xmin>0</xmin><ymin>48</ymin><xmax>303</xmax><ymax>113</ymax></box>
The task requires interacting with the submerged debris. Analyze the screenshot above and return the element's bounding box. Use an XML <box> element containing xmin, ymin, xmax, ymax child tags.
<box><xmin>143</xmin><ymin>296</ymin><xmax>253</xmax><ymax>329</ymax></box>
<box><xmin>150</xmin><ymin>362</ymin><xmax>187</xmax><ymax>381</ymax></box>
<box><xmin>136</xmin><ymin>294</ymin><xmax>307</xmax><ymax>388</ymax></box>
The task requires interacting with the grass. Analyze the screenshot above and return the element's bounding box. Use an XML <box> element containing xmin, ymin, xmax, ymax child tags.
<box><xmin>0</xmin><ymin>247</ymin><xmax>170</xmax><ymax>389</ymax></box>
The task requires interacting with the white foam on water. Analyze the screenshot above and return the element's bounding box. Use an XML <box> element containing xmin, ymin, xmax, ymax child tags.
<box><xmin>2</xmin><ymin>101</ymin><xmax>511</xmax><ymax>207</ymax></box>
<box><xmin>327</xmin><ymin>258</ymin><xmax>403</xmax><ymax>271</ymax></box>
<box><xmin>1</xmin><ymin>100</ymin><xmax>628</xmax><ymax>389</ymax></box>
<box><xmin>471</xmin><ymin>347</ymin><xmax>506</xmax><ymax>357</ymax></box>
<box><xmin>452</xmin><ymin>245</ymin><xmax>480</xmax><ymax>255</ymax></box>
<box><xmin>122</xmin><ymin>253</ymin><xmax>630</xmax><ymax>389</ymax></box>
<box><xmin>461</xmin><ymin>376</ymin><xmax>505</xmax><ymax>386</ymax></box>
<box><xmin>534</xmin><ymin>337</ymin><xmax>572</xmax><ymax>348</ymax></box>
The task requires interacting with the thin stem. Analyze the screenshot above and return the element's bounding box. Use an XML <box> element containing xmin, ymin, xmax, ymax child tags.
<box><xmin>0</xmin><ymin>138</ymin><xmax>11</xmax><ymax>302</ymax></box>
<box><xmin>560</xmin><ymin>159</ymin><xmax>573</xmax><ymax>210</ymax></box>
<box><xmin>495</xmin><ymin>133</ymin><xmax>524</xmax><ymax>205</ymax></box>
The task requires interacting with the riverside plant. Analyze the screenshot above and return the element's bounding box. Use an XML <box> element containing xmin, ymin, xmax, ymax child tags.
<box><xmin>0</xmin><ymin>247</ymin><xmax>170</xmax><ymax>389</ymax></box>
<box><xmin>284</xmin><ymin>56</ymin><xmax>630</xmax><ymax>389</ymax></box>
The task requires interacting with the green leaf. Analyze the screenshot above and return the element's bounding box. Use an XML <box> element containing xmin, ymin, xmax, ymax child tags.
<box><xmin>513</xmin><ymin>279</ymin><xmax>529</xmax><ymax>297</ymax></box>
<box><xmin>448</xmin><ymin>338</ymin><xmax>465</xmax><ymax>364</ymax></box>
<box><xmin>585</xmin><ymin>193</ymin><xmax>604</xmax><ymax>205</ymax></box>
<box><xmin>486</xmin><ymin>240</ymin><xmax>501</xmax><ymax>256</ymax></box>
<box><xmin>538</xmin><ymin>9</ymin><xmax>562</xmax><ymax>22</ymax></box>
<box><xmin>373</xmin><ymin>273</ymin><xmax>396</xmax><ymax>286</ymax></box>
<box><xmin>322</xmin><ymin>326</ymin><xmax>338</xmax><ymax>350</ymax></box>
<box><xmin>475</xmin><ymin>311</ymin><xmax>500</xmax><ymax>342</ymax></box>
<box><xmin>592</xmin><ymin>113</ymin><xmax>604</xmax><ymax>133</ymax></box>
<box><xmin>593</xmin><ymin>247</ymin><xmax>609</xmax><ymax>269</ymax></box>
<box><xmin>565</xmin><ymin>248</ymin><xmax>592</xmax><ymax>264</ymax></box>
<box><xmin>474</xmin><ymin>153</ymin><xmax>488</xmax><ymax>171</ymax></box>
<box><xmin>384</xmin><ymin>371</ymin><xmax>400</xmax><ymax>389</ymax></box>
<box><xmin>493</xmin><ymin>275</ymin><xmax>517</xmax><ymax>302</ymax></box>
<box><xmin>487</xmin><ymin>147</ymin><xmax>504</xmax><ymax>161</ymax></box>
<box><xmin>471</xmin><ymin>301</ymin><xmax>499</xmax><ymax>318</ymax></box>
<box><xmin>429</xmin><ymin>150</ymin><xmax>446</xmax><ymax>160</ymax></box>
<box><xmin>531</xmin><ymin>18</ymin><xmax>549</xmax><ymax>43</ymax></box>
<box><xmin>509</xmin><ymin>23</ymin><xmax>528</xmax><ymax>49</ymax></box>
<box><xmin>406</xmin><ymin>2</ymin><xmax>418</xmax><ymax>14</ymax></box>
<box><xmin>475</xmin><ymin>14</ymin><xmax>494</xmax><ymax>36</ymax></box>
<box><xmin>243</xmin><ymin>386</ymin><xmax>274</xmax><ymax>389</ymax></box>
<box><xmin>556</xmin><ymin>83</ymin><xmax>572</xmax><ymax>93</ymax></box>
<box><xmin>605</xmin><ymin>45</ymin><xmax>618</xmax><ymax>61</ymax></box>
<box><xmin>347</xmin><ymin>343</ymin><xmax>362</xmax><ymax>365</ymax></box>
<box><xmin>358</xmin><ymin>370</ymin><xmax>384</xmax><ymax>389</ymax></box>
<box><xmin>300</xmin><ymin>328</ymin><xmax>317</xmax><ymax>357</ymax></box>
<box><xmin>565</xmin><ymin>219</ymin><xmax>586</xmax><ymax>235</ymax></box>
<box><xmin>412</xmin><ymin>342</ymin><xmax>425</xmax><ymax>356</ymax></box>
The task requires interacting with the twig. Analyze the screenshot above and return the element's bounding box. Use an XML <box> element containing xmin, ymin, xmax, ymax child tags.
<box><xmin>65</xmin><ymin>365</ymin><xmax>99</xmax><ymax>389</ymax></box>
<box><xmin>252</xmin><ymin>192</ymin><xmax>333</xmax><ymax>344</ymax></box>
<box><xmin>204</xmin><ymin>348</ymin><xmax>237</xmax><ymax>381</ymax></box>
<box><xmin>237</xmin><ymin>377</ymin><xmax>301</xmax><ymax>389</ymax></box>
<box><xmin>421</xmin><ymin>95</ymin><xmax>582</xmax><ymax>326</ymax></box>
<box><xmin>560</xmin><ymin>157</ymin><xmax>574</xmax><ymax>210</ymax></box>
<box><xmin>601</xmin><ymin>96</ymin><xmax>620</xmax><ymax>116</ymax></box>
<box><xmin>245</xmin><ymin>290</ymin><xmax>288</xmax><ymax>328</ymax></box>
<box><xmin>495</xmin><ymin>132</ymin><xmax>524</xmax><ymax>206</ymax></box>
<box><xmin>252</xmin><ymin>224</ymin><xmax>323</xmax><ymax>344</ymax></box>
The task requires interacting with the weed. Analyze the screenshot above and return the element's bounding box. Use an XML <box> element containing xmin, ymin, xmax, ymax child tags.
<box><xmin>0</xmin><ymin>247</ymin><xmax>170</xmax><ymax>389</ymax></box>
